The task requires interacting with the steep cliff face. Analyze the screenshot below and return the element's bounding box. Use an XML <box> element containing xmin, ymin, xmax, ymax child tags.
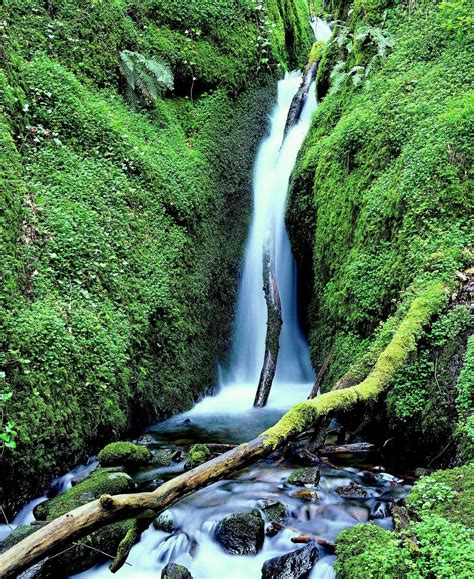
<box><xmin>287</xmin><ymin>0</ymin><xmax>472</xmax><ymax>461</ymax></box>
<box><xmin>0</xmin><ymin>0</ymin><xmax>312</xmax><ymax>509</ymax></box>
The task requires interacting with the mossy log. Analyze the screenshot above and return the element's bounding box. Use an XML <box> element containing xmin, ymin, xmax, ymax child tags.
<box><xmin>254</xmin><ymin>230</ymin><xmax>283</xmax><ymax>408</ymax></box>
<box><xmin>283</xmin><ymin>60</ymin><xmax>318</xmax><ymax>137</ymax></box>
<box><xmin>0</xmin><ymin>283</ymin><xmax>446</xmax><ymax>578</ymax></box>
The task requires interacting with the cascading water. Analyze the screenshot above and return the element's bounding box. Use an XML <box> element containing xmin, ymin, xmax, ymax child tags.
<box><xmin>1</xmin><ymin>19</ymin><xmax>413</xmax><ymax>579</ymax></box>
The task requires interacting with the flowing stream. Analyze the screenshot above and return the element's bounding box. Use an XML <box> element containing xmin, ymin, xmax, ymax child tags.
<box><xmin>1</xmin><ymin>19</ymin><xmax>414</xmax><ymax>578</ymax></box>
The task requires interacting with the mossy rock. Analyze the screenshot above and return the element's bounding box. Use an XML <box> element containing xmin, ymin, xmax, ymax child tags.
<box><xmin>152</xmin><ymin>448</ymin><xmax>181</xmax><ymax>467</ymax></box>
<box><xmin>98</xmin><ymin>441</ymin><xmax>152</xmax><ymax>469</ymax></box>
<box><xmin>153</xmin><ymin>511</ymin><xmax>174</xmax><ymax>533</ymax></box>
<box><xmin>161</xmin><ymin>562</ymin><xmax>194</xmax><ymax>579</ymax></box>
<box><xmin>262</xmin><ymin>543</ymin><xmax>319</xmax><ymax>579</ymax></box>
<box><xmin>33</xmin><ymin>467</ymin><xmax>135</xmax><ymax>521</ymax></box>
<box><xmin>287</xmin><ymin>467</ymin><xmax>321</xmax><ymax>487</ymax></box>
<box><xmin>406</xmin><ymin>464</ymin><xmax>474</xmax><ymax>528</ymax></box>
<box><xmin>184</xmin><ymin>444</ymin><xmax>211</xmax><ymax>470</ymax></box>
<box><xmin>0</xmin><ymin>525</ymin><xmax>38</xmax><ymax>555</ymax></box>
<box><xmin>257</xmin><ymin>499</ymin><xmax>287</xmax><ymax>523</ymax></box>
<box><xmin>215</xmin><ymin>509</ymin><xmax>265</xmax><ymax>555</ymax></box>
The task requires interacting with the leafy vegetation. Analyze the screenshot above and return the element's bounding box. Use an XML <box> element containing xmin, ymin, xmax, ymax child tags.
<box><xmin>336</xmin><ymin>464</ymin><xmax>474</xmax><ymax>577</ymax></box>
<box><xmin>0</xmin><ymin>0</ymin><xmax>312</xmax><ymax>510</ymax></box>
<box><xmin>288</xmin><ymin>0</ymin><xmax>473</xmax><ymax>458</ymax></box>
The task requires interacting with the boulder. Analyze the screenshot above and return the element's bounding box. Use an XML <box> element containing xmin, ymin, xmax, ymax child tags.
<box><xmin>335</xmin><ymin>481</ymin><xmax>368</xmax><ymax>499</ymax></box>
<box><xmin>184</xmin><ymin>444</ymin><xmax>211</xmax><ymax>470</ymax></box>
<box><xmin>153</xmin><ymin>511</ymin><xmax>174</xmax><ymax>533</ymax></box>
<box><xmin>257</xmin><ymin>499</ymin><xmax>287</xmax><ymax>523</ymax></box>
<box><xmin>262</xmin><ymin>543</ymin><xmax>319</xmax><ymax>578</ymax></box>
<box><xmin>161</xmin><ymin>563</ymin><xmax>193</xmax><ymax>579</ymax></box>
<box><xmin>98</xmin><ymin>441</ymin><xmax>152</xmax><ymax>469</ymax></box>
<box><xmin>153</xmin><ymin>448</ymin><xmax>182</xmax><ymax>467</ymax></box>
<box><xmin>0</xmin><ymin>525</ymin><xmax>38</xmax><ymax>555</ymax></box>
<box><xmin>288</xmin><ymin>467</ymin><xmax>320</xmax><ymax>487</ymax></box>
<box><xmin>215</xmin><ymin>510</ymin><xmax>264</xmax><ymax>555</ymax></box>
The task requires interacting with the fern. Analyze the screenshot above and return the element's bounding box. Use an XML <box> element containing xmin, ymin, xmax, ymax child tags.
<box><xmin>119</xmin><ymin>50</ymin><xmax>174</xmax><ymax>108</ymax></box>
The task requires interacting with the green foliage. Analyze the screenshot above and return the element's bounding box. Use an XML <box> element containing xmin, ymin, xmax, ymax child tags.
<box><xmin>119</xmin><ymin>50</ymin><xmax>173</xmax><ymax>107</ymax></box>
<box><xmin>406</xmin><ymin>464</ymin><xmax>474</xmax><ymax>528</ymax></box>
<box><xmin>98</xmin><ymin>441</ymin><xmax>151</xmax><ymax>468</ymax></box>
<box><xmin>0</xmin><ymin>0</ymin><xmax>313</xmax><ymax>507</ymax></box>
<box><xmin>455</xmin><ymin>335</ymin><xmax>474</xmax><ymax>461</ymax></box>
<box><xmin>335</xmin><ymin>515</ymin><xmax>474</xmax><ymax>578</ymax></box>
<box><xmin>287</xmin><ymin>0</ymin><xmax>474</xmax><ymax>442</ymax></box>
<box><xmin>185</xmin><ymin>444</ymin><xmax>211</xmax><ymax>469</ymax></box>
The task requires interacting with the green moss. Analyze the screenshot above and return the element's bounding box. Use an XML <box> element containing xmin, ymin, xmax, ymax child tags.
<box><xmin>263</xmin><ymin>283</ymin><xmax>446</xmax><ymax>448</ymax></box>
<box><xmin>185</xmin><ymin>444</ymin><xmax>211</xmax><ymax>469</ymax></box>
<box><xmin>406</xmin><ymin>464</ymin><xmax>474</xmax><ymax>528</ymax></box>
<box><xmin>98</xmin><ymin>442</ymin><xmax>151</xmax><ymax>469</ymax></box>
<box><xmin>0</xmin><ymin>525</ymin><xmax>38</xmax><ymax>555</ymax></box>
<box><xmin>335</xmin><ymin>515</ymin><xmax>474</xmax><ymax>578</ymax></box>
<box><xmin>33</xmin><ymin>468</ymin><xmax>135</xmax><ymax>521</ymax></box>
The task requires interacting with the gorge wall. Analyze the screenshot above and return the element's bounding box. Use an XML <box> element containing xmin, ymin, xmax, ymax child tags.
<box><xmin>0</xmin><ymin>0</ymin><xmax>313</xmax><ymax>509</ymax></box>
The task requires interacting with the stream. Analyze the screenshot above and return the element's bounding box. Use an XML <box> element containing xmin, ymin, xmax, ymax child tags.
<box><xmin>1</xmin><ymin>19</ymin><xmax>414</xmax><ymax>578</ymax></box>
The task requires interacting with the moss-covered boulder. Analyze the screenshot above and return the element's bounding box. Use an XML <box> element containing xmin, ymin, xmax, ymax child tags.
<box><xmin>257</xmin><ymin>499</ymin><xmax>287</xmax><ymax>523</ymax></box>
<box><xmin>215</xmin><ymin>510</ymin><xmax>265</xmax><ymax>555</ymax></box>
<box><xmin>184</xmin><ymin>444</ymin><xmax>211</xmax><ymax>470</ymax></box>
<box><xmin>33</xmin><ymin>467</ymin><xmax>135</xmax><ymax>521</ymax></box>
<box><xmin>0</xmin><ymin>525</ymin><xmax>38</xmax><ymax>555</ymax></box>
<box><xmin>153</xmin><ymin>511</ymin><xmax>174</xmax><ymax>533</ymax></box>
<box><xmin>161</xmin><ymin>562</ymin><xmax>193</xmax><ymax>579</ymax></box>
<box><xmin>152</xmin><ymin>448</ymin><xmax>182</xmax><ymax>467</ymax></box>
<box><xmin>98</xmin><ymin>441</ymin><xmax>152</xmax><ymax>469</ymax></box>
<box><xmin>288</xmin><ymin>467</ymin><xmax>320</xmax><ymax>487</ymax></box>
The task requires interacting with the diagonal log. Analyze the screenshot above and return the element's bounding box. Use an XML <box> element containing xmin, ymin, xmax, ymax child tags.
<box><xmin>254</xmin><ymin>227</ymin><xmax>283</xmax><ymax>407</ymax></box>
<box><xmin>0</xmin><ymin>283</ymin><xmax>446</xmax><ymax>578</ymax></box>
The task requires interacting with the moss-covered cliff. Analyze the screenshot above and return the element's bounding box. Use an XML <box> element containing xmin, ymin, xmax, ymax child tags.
<box><xmin>0</xmin><ymin>0</ymin><xmax>312</xmax><ymax>510</ymax></box>
<box><xmin>288</xmin><ymin>0</ymin><xmax>473</xmax><ymax>462</ymax></box>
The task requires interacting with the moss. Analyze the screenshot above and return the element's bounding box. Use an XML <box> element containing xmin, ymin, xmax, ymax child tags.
<box><xmin>185</xmin><ymin>444</ymin><xmax>211</xmax><ymax>469</ymax></box>
<box><xmin>33</xmin><ymin>468</ymin><xmax>135</xmax><ymax>521</ymax></box>
<box><xmin>0</xmin><ymin>525</ymin><xmax>38</xmax><ymax>555</ymax></box>
<box><xmin>263</xmin><ymin>283</ymin><xmax>446</xmax><ymax>448</ymax></box>
<box><xmin>98</xmin><ymin>442</ymin><xmax>151</xmax><ymax>469</ymax></box>
<box><xmin>406</xmin><ymin>464</ymin><xmax>474</xmax><ymax>528</ymax></box>
<box><xmin>287</xmin><ymin>467</ymin><xmax>320</xmax><ymax>486</ymax></box>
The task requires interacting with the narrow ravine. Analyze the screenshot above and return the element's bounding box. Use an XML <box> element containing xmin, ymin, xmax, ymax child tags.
<box><xmin>0</xmin><ymin>19</ymin><xmax>414</xmax><ymax>579</ymax></box>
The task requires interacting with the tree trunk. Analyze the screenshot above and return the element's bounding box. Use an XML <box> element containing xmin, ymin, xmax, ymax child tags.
<box><xmin>284</xmin><ymin>61</ymin><xmax>318</xmax><ymax>137</ymax></box>
<box><xmin>254</xmin><ymin>229</ymin><xmax>282</xmax><ymax>408</ymax></box>
<box><xmin>0</xmin><ymin>283</ymin><xmax>445</xmax><ymax>578</ymax></box>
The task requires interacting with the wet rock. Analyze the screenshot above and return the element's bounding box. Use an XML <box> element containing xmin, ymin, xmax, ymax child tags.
<box><xmin>292</xmin><ymin>489</ymin><xmax>318</xmax><ymax>501</ymax></box>
<box><xmin>98</xmin><ymin>441</ymin><xmax>152</xmax><ymax>469</ymax></box>
<box><xmin>257</xmin><ymin>499</ymin><xmax>287</xmax><ymax>523</ymax></box>
<box><xmin>153</xmin><ymin>511</ymin><xmax>174</xmax><ymax>533</ymax></box>
<box><xmin>34</xmin><ymin>468</ymin><xmax>135</xmax><ymax>521</ymax></box>
<box><xmin>161</xmin><ymin>562</ymin><xmax>193</xmax><ymax>579</ymax></box>
<box><xmin>288</xmin><ymin>467</ymin><xmax>320</xmax><ymax>487</ymax></box>
<box><xmin>153</xmin><ymin>448</ymin><xmax>182</xmax><ymax>467</ymax></box>
<box><xmin>262</xmin><ymin>542</ymin><xmax>319</xmax><ymax>578</ymax></box>
<box><xmin>335</xmin><ymin>481</ymin><xmax>368</xmax><ymax>499</ymax></box>
<box><xmin>181</xmin><ymin>418</ymin><xmax>192</xmax><ymax>425</ymax></box>
<box><xmin>266</xmin><ymin>521</ymin><xmax>284</xmax><ymax>537</ymax></box>
<box><xmin>185</xmin><ymin>444</ymin><xmax>211</xmax><ymax>469</ymax></box>
<box><xmin>135</xmin><ymin>433</ymin><xmax>157</xmax><ymax>447</ymax></box>
<box><xmin>215</xmin><ymin>509</ymin><xmax>264</xmax><ymax>555</ymax></box>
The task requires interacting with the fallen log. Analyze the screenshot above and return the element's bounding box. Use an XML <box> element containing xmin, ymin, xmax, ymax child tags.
<box><xmin>0</xmin><ymin>283</ymin><xmax>446</xmax><ymax>578</ymax></box>
<box><xmin>291</xmin><ymin>535</ymin><xmax>335</xmax><ymax>553</ymax></box>
<box><xmin>254</xmin><ymin>229</ymin><xmax>283</xmax><ymax>408</ymax></box>
<box><xmin>318</xmin><ymin>442</ymin><xmax>375</xmax><ymax>455</ymax></box>
<box><xmin>283</xmin><ymin>61</ymin><xmax>318</xmax><ymax>137</ymax></box>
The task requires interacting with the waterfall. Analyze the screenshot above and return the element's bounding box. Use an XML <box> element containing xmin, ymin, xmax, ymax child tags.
<box><xmin>221</xmin><ymin>18</ymin><xmax>332</xmax><ymax>401</ymax></box>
